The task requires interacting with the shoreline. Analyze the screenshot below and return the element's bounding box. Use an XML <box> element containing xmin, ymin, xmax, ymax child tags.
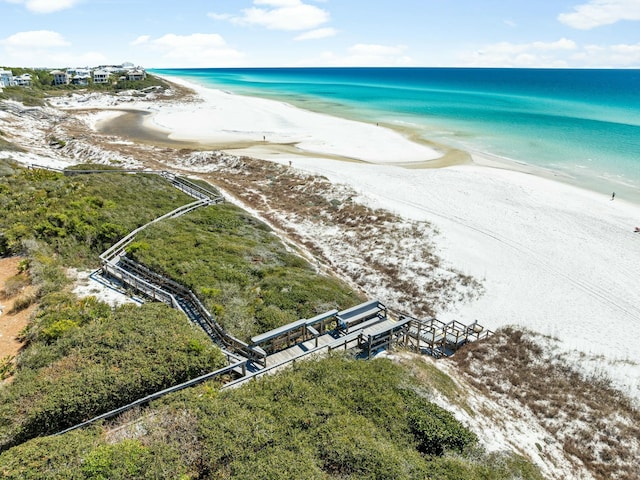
<box><xmin>99</xmin><ymin>73</ymin><xmax>639</xmax><ymax>205</ymax></box>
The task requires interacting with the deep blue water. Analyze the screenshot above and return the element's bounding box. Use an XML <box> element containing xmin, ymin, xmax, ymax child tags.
<box><xmin>152</xmin><ymin>68</ymin><xmax>640</xmax><ymax>201</ymax></box>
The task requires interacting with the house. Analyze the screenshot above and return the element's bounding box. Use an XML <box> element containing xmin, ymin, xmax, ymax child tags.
<box><xmin>127</xmin><ymin>69</ymin><xmax>146</xmax><ymax>81</ymax></box>
<box><xmin>67</xmin><ymin>68</ymin><xmax>90</xmax><ymax>86</ymax></box>
<box><xmin>93</xmin><ymin>69</ymin><xmax>110</xmax><ymax>84</ymax></box>
<box><xmin>0</xmin><ymin>69</ymin><xmax>15</xmax><ymax>87</ymax></box>
<box><xmin>51</xmin><ymin>70</ymin><xmax>70</xmax><ymax>85</ymax></box>
<box><xmin>15</xmin><ymin>73</ymin><xmax>31</xmax><ymax>86</ymax></box>
<box><xmin>71</xmin><ymin>74</ymin><xmax>90</xmax><ymax>86</ymax></box>
<box><xmin>66</xmin><ymin>67</ymin><xmax>89</xmax><ymax>77</ymax></box>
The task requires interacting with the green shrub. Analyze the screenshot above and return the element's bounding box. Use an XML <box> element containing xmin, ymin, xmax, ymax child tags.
<box><xmin>130</xmin><ymin>204</ymin><xmax>362</xmax><ymax>339</ymax></box>
<box><xmin>0</xmin><ymin>428</ymin><xmax>99</xmax><ymax>479</ymax></box>
<box><xmin>0</xmin><ymin>163</ymin><xmax>193</xmax><ymax>267</ymax></box>
<box><xmin>404</xmin><ymin>390</ymin><xmax>478</xmax><ymax>455</ymax></box>
<box><xmin>0</xmin><ymin>302</ymin><xmax>226</xmax><ymax>450</ymax></box>
<box><xmin>81</xmin><ymin>440</ymin><xmax>187</xmax><ymax>480</ymax></box>
<box><xmin>40</xmin><ymin>319</ymin><xmax>79</xmax><ymax>343</ymax></box>
<box><xmin>157</xmin><ymin>355</ymin><xmax>540</xmax><ymax>479</ymax></box>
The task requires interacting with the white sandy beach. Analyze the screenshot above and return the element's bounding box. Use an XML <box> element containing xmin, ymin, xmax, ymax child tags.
<box><xmin>149</xmin><ymin>77</ymin><xmax>442</xmax><ymax>164</ymax></box>
<box><xmin>128</xmin><ymin>76</ymin><xmax>640</xmax><ymax>400</ymax></box>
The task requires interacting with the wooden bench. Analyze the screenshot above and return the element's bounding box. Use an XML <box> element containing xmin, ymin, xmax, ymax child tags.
<box><xmin>335</xmin><ymin>299</ymin><xmax>386</xmax><ymax>332</ymax></box>
<box><xmin>250</xmin><ymin>308</ymin><xmax>340</xmax><ymax>353</ymax></box>
<box><xmin>305</xmin><ymin>309</ymin><xmax>339</xmax><ymax>335</ymax></box>
<box><xmin>364</xmin><ymin>317</ymin><xmax>412</xmax><ymax>357</ymax></box>
<box><xmin>251</xmin><ymin>318</ymin><xmax>308</xmax><ymax>353</ymax></box>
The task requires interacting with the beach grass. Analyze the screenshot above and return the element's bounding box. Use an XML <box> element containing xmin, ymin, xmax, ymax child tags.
<box><xmin>450</xmin><ymin>327</ymin><xmax>640</xmax><ymax>480</ymax></box>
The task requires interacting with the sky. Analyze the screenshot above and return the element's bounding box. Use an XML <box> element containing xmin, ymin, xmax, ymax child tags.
<box><xmin>1</xmin><ymin>0</ymin><xmax>639</xmax><ymax>68</ymax></box>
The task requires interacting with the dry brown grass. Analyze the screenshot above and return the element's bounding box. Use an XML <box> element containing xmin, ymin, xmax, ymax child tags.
<box><xmin>0</xmin><ymin>273</ymin><xmax>29</xmax><ymax>299</ymax></box>
<box><xmin>183</xmin><ymin>154</ymin><xmax>483</xmax><ymax>317</ymax></box>
<box><xmin>450</xmin><ymin>327</ymin><xmax>640</xmax><ymax>480</ymax></box>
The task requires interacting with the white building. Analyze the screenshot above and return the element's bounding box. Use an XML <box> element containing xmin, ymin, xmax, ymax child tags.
<box><xmin>67</xmin><ymin>68</ymin><xmax>90</xmax><ymax>86</ymax></box>
<box><xmin>127</xmin><ymin>69</ymin><xmax>146</xmax><ymax>81</ymax></box>
<box><xmin>15</xmin><ymin>73</ymin><xmax>31</xmax><ymax>86</ymax></box>
<box><xmin>51</xmin><ymin>70</ymin><xmax>70</xmax><ymax>85</ymax></box>
<box><xmin>0</xmin><ymin>69</ymin><xmax>15</xmax><ymax>87</ymax></box>
<box><xmin>71</xmin><ymin>74</ymin><xmax>90</xmax><ymax>86</ymax></box>
<box><xmin>93</xmin><ymin>69</ymin><xmax>110</xmax><ymax>84</ymax></box>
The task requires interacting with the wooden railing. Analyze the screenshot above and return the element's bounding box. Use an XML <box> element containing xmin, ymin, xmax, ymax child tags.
<box><xmin>55</xmin><ymin>351</ymin><xmax>247</xmax><ymax>436</ymax></box>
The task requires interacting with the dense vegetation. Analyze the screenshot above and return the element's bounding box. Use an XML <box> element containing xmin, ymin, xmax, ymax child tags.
<box><xmin>0</xmin><ymin>162</ymin><xmax>192</xmax><ymax>267</ymax></box>
<box><xmin>0</xmin><ymin>162</ymin><xmax>542</xmax><ymax>477</ymax></box>
<box><xmin>0</xmin><ymin>356</ymin><xmax>542</xmax><ymax>479</ymax></box>
<box><xmin>127</xmin><ymin>203</ymin><xmax>363</xmax><ymax>340</ymax></box>
<box><xmin>0</xmin><ymin>68</ymin><xmax>170</xmax><ymax>106</ymax></box>
<box><xmin>0</xmin><ymin>162</ymin><xmax>225</xmax><ymax>448</ymax></box>
<box><xmin>0</xmin><ymin>300</ymin><xmax>225</xmax><ymax>451</ymax></box>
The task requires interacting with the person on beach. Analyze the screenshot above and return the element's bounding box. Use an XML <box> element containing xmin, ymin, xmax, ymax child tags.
<box><xmin>611</xmin><ymin>192</ymin><xmax>616</xmax><ymax>200</ymax></box>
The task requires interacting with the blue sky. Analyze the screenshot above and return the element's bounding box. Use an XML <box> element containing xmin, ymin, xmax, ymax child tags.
<box><xmin>1</xmin><ymin>0</ymin><xmax>639</xmax><ymax>68</ymax></box>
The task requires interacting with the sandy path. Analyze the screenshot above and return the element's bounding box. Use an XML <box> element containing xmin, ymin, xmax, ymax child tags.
<box><xmin>0</xmin><ymin>257</ymin><xmax>33</xmax><ymax>361</ymax></box>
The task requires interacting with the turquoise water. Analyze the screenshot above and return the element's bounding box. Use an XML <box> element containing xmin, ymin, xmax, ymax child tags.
<box><xmin>152</xmin><ymin>68</ymin><xmax>640</xmax><ymax>201</ymax></box>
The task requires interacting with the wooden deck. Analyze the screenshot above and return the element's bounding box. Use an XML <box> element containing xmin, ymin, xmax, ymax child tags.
<box><xmin>266</xmin><ymin>316</ymin><xmax>397</xmax><ymax>366</ymax></box>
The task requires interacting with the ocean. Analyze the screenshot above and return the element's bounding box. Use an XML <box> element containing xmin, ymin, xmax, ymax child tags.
<box><xmin>152</xmin><ymin>67</ymin><xmax>640</xmax><ymax>202</ymax></box>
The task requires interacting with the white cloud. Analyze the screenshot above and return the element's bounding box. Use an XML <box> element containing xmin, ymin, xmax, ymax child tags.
<box><xmin>2</xmin><ymin>30</ymin><xmax>70</xmax><ymax>48</ymax></box>
<box><xmin>458</xmin><ymin>37</ymin><xmax>640</xmax><ymax>68</ymax></box>
<box><xmin>530</xmin><ymin>38</ymin><xmax>577</xmax><ymax>50</ymax></box>
<box><xmin>572</xmin><ymin>42</ymin><xmax>640</xmax><ymax>67</ymax></box>
<box><xmin>558</xmin><ymin>0</ymin><xmax>640</xmax><ymax>29</ymax></box>
<box><xmin>135</xmin><ymin>33</ymin><xmax>245</xmax><ymax>67</ymax></box>
<box><xmin>230</xmin><ymin>0</ymin><xmax>330</xmax><ymax>31</ymax></box>
<box><xmin>1</xmin><ymin>31</ymin><xmax>107</xmax><ymax>67</ymax></box>
<box><xmin>130</xmin><ymin>35</ymin><xmax>151</xmax><ymax>46</ymax></box>
<box><xmin>460</xmin><ymin>38</ymin><xmax>577</xmax><ymax>68</ymax></box>
<box><xmin>207</xmin><ymin>12</ymin><xmax>232</xmax><ymax>21</ymax></box>
<box><xmin>3</xmin><ymin>0</ymin><xmax>83</xmax><ymax>14</ymax></box>
<box><xmin>310</xmin><ymin>44</ymin><xmax>413</xmax><ymax>67</ymax></box>
<box><xmin>294</xmin><ymin>27</ymin><xmax>336</xmax><ymax>41</ymax></box>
